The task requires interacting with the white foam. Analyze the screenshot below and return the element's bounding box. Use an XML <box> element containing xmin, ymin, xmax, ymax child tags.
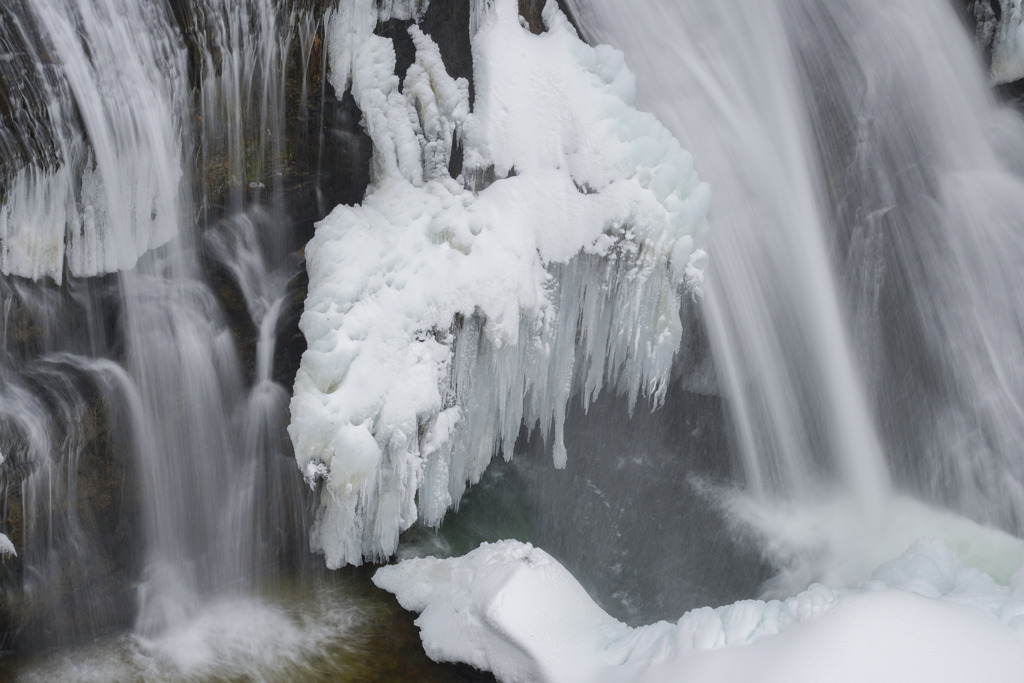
<box><xmin>16</xmin><ymin>588</ymin><xmax>363</xmax><ymax>683</ymax></box>
<box><xmin>726</xmin><ymin>492</ymin><xmax>1024</xmax><ymax>598</ymax></box>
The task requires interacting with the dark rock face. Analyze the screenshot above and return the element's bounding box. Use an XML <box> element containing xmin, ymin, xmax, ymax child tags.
<box><xmin>960</xmin><ymin>0</ymin><xmax>1003</xmax><ymax>58</ymax></box>
<box><xmin>314</xmin><ymin>89</ymin><xmax>375</xmax><ymax>217</ymax></box>
<box><xmin>518</xmin><ymin>0</ymin><xmax>546</xmax><ymax>34</ymax></box>
<box><xmin>419</xmin><ymin>1</ymin><xmax>474</xmax><ymax>96</ymax></box>
<box><xmin>374</xmin><ymin>0</ymin><xmax>473</xmax><ymax>105</ymax></box>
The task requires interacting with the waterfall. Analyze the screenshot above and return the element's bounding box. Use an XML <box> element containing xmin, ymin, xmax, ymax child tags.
<box><xmin>0</xmin><ymin>0</ymin><xmax>188</xmax><ymax>281</ymax></box>
<box><xmin>564</xmin><ymin>0</ymin><xmax>888</xmax><ymax>508</ymax></box>
<box><xmin>5</xmin><ymin>0</ymin><xmax>1024</xmax><ymax>678</ymax></box>
<box><xmin>558</xmin><ymin>0</ymin><xmax>1024</xmax><ymax>594</ymax></box>
<box><xmin>566</xmin><ymin>0</ymin><xmax>1022</xmax><ymax>511</ymax></box>
<box><xmin>0</xmin><ymin>0</ymin><xmax>324</xmax><ymax>651</ymax></box>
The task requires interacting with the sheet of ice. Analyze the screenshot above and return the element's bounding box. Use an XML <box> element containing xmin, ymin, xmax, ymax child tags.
<box><xmin>374</xmin><ymin>536</ymin><xmax>1024</xmax><ymax>683</ymax></box>
<box><xmin>290</xmin><ymin>0</ymin><xmax>708</xmax><ymax>566</ymax></box>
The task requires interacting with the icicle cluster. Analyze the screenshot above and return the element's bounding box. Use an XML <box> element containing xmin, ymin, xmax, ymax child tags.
<box><xmin>288</xmin><ymin>0</ymin><xmax>710</xmax><ymax>566</ymax></box>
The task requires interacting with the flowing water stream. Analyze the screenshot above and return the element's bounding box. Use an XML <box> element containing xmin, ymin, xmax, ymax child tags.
<box><xmin>0</xmin><ymin>0</ymin><xmax>489</xmax><ymax>676</ymax></box>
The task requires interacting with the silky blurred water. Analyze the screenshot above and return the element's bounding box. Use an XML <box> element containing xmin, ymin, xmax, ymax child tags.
<box><xmin>562</xmin><ymin>0</ymin><xmax>1024</xmax><ymax>599</ymax></box>
<box><xmin>5</xmin><ymin>0</ymin><xmax>1024</xmax><ymax>676</ymax></box>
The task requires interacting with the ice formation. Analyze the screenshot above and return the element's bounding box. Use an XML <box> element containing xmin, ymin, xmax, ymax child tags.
<box><xmin>0</xmin><ymin>0</ymin><xmax>187</xmax><ymax>283</ymax></box>
<box><xmin>289</xmin><ymin>0</ymin><xmax>709</xmax><ymax>566</ymax></box>
<box><xmin>0</xmin><ymin>533</ymin><xmax>15</xmax><ymax>558</ymax></box>
<box><xmin>374</xmin><ymin>537</ymin><xmax>1024</xmax><ymax>683</ymax></box>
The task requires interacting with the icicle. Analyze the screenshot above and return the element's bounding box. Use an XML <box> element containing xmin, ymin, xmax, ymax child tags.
<box><xmin>290</xmin><ymin>0</ymin><xmax>709</xmax><ymax>566</ymax></box>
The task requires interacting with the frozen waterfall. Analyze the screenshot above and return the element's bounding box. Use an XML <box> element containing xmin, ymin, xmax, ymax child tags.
<box><xmin>3</xmin><ymin>0</ymin><xmax>1024</xmax><ymax>680</ymax></box>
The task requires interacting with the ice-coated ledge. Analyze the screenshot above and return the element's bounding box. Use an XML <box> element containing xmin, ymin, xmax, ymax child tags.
<box><xmin>374</xmin><ymin>538</ymin><xmax>1024</xmax><ymax>683</ymax></box>
<box><xmin>288</xmin><ymin>0</ymin><xmax>709</xmax><ymax>567</ymax></box>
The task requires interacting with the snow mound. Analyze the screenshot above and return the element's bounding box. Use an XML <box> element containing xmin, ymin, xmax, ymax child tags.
<box><xmin>0</xmin><ymin>533</ymin><xmax>15</xmax><ymax>558</ymax></box>
<box><xmin>289</xmin><ymin>0</ymin><xmax>708</xmax><ymax>566</ymax></box>
<box><xmin>726</xmin><ymin>491</ymin><xmax>1024</xmax><ymax>598</ymax></box>
<box><xmin>374</xmin><ymin>537</ymin><xmax>1024</xmax><ymax>683</ymax></box>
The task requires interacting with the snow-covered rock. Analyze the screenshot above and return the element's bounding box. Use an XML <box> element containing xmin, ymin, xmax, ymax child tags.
<box><xmin>374</xmin><ymin>537</ymin><xmax>1024</xmax><ymax>683</ymax></box>
<box><xmin>288</xmin><ymin>0</ymin><xmax>709</xmax><ymax>566</ymax></box>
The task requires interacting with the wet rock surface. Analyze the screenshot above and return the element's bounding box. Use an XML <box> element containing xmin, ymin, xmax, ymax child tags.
<box><xmin>0</xmin><ymin>362</ymin><xmax>143</xmax><ymax>653</ymax></box>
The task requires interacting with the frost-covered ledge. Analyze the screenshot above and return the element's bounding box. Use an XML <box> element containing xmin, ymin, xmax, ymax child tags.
<box><xmin>288</xmin><ymin>0</ymin><xmax>709</xmax><ymax>567</ymax></box>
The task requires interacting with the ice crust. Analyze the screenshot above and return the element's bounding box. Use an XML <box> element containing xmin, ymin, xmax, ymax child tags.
<box><xmin>374</xmin><ymin>537</ymin><xmax>1024</xmax><ymax>683</ymax></box>
<box><xmin>289</xmin><ymin>0</ymin><xmax>708</xmax><ymax>566</ymax></box>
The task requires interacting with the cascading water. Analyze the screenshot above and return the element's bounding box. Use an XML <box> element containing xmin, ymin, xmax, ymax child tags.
<box><xmin>6</xmin><ymin>0</ymin><xmax>1024</xmax><ymax>679</ymax></box>
<box><xmin>565</xmin><ymin>0</ymin><xmax>889</xmax><ymax>505</ymax></box>
<box><xmin>0</xmin><ymin>0</ymin><xmax>333</xmax><ymax>657</ymax></box>
<box><xmin>790</xmin><ymin>0</ymin><xmax>1024</xmax><ymax>529</ymax></box>
<box><xmin>0</xmin><ymin>0</ymin><xmax>480</xmax><ymax>674</ymax></box>
<box><xmin>563</xmin><ymin>0</ymin><xmax>1024</xmax><ymax>594</ymax></box>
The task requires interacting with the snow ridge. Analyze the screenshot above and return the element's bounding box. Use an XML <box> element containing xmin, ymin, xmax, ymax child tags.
<box><xmin>374</xmin><ymin>538</ymin><xmax>1024</xmax><ymax>683</ymax></box>
<box><xmin>289</xmin><ymin>0</ymin><xmax>709</xmax><ymax>566</ymax></box>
